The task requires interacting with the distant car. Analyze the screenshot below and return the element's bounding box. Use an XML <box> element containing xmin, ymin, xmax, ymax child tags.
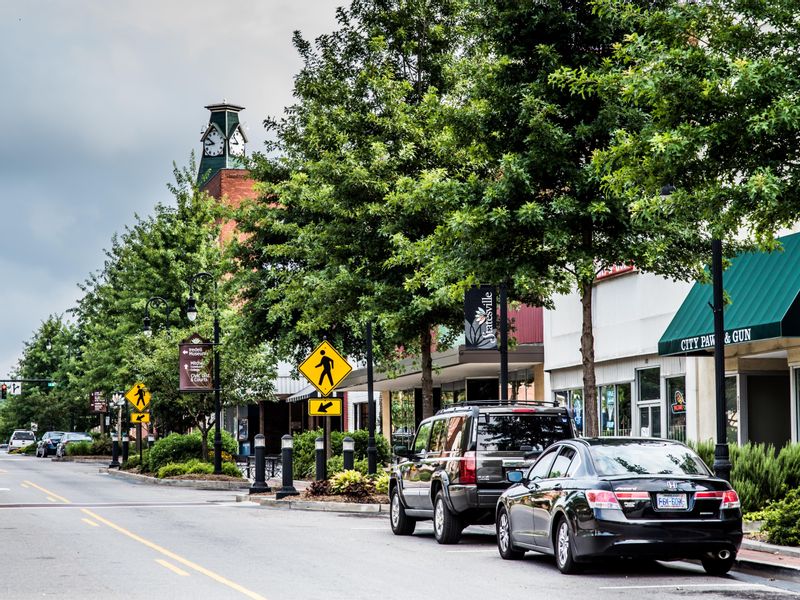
<box><xmin>8</xmin><ymin>430</ymin><xmax>36</xmax><ymax>453</ymax></box>
<box><xmin>36</xmin><ymin>431</ymin><xmax>65</xmax><ymax>457</ymax></box>
<box><xmin>55</xmin><ymin>432</ymin><xmax>93</xmax><ymax>458</ymax></box>
<box><xmin>495</xmin><ymin>438</ymin><xmax>743</xmax><ymax>575</ymax></box>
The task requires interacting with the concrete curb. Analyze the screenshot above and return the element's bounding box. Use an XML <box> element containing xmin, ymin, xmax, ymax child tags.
<box><xmin>742</xmin><ymin>539</ymin><xmax>800</xmax><ymax>559</ymax></box>
<box><xmin>236</xmin><ymin>493</ymin><xmax>390</xmax><ymax>515</ymax></box>
<box><xmin>52</xmin><ymin>456</ymin><xmax>112</xmax><ymax>463</ymax></box>
<box><xmin>104</xmin><ymin>468</ymin><xmax>250</xmax><ymax>490</ymax></box>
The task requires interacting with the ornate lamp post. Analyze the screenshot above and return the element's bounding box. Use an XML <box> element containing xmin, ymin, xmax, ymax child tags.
<box><xmin>143</xmin><ymin>296</ymin><xmax>171</xmax><ymax>337</ymax></box>
<box><xmin>186</xmin><ymin>272</ymin><xmax>223</xmax><ymax>475</ymax></box>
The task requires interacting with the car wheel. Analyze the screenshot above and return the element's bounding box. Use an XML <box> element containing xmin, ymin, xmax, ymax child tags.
<box><xmin>433</xmin><ymin>492</ymin><xmax>462</xmax><ymax>545</ymax></box>
<box><xmin>389</xmin><ymin>487</ymin><xmax>416</xmax><ymax>536</ymax></box>
<box><xmin>496</xmin><ymin>507</ymin><xmax>525</xmax><ymax>560</ymax></box>
<box><xmin>701</xmin><ymin>551</ymin><xmax>736</xmax><ymax>576</ymax></box>
<box><xmin>554</xmin><ymin>517</ymin><xmax>580</xmax><ymax>574</ymax></box>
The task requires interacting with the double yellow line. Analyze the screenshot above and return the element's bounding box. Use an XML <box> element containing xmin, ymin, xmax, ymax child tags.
<box><xmin>22</xmin><ymin>480</ymin><xmax>266</xmax><ymax>600</ymax></box>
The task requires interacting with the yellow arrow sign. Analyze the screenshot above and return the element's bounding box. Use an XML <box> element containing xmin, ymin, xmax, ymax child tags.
<box><xmin>125</xmin><ymin>382</ymin><xmax>151</xmax><ymax>411</ymax></box>
<box><xmin>130</xmin><ymin>412</ymin><xmax>150</xmax><ymax>424</ymax></box>
<box><xmin>308</xmin><ymin>398</ymin><xmax>342</xmax><ymax>417</ymax></box>
<box><xmin>298</xmin><ymin>340</ymin><xmax>352</xmax><ymax>397</ymax></box>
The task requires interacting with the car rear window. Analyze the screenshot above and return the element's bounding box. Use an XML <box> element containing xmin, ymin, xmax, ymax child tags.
<box><xmin>590</xmin><ymin>442</ymin><xmax>710</xmax><ymax>476</ymax></box>
<box><xmin>477</xmin><ymin>413</ymin><xmax>572</xmax><ymax>452</ymax></box>
<box><xmin>13</xmin><ymin>432</ymin><xmax>34</xmax><ymax>440</ymax></box>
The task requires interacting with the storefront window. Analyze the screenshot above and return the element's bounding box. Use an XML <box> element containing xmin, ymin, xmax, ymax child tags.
<box><xmin>510</xmin><ymin>369</ymin><xmax>535</xmax><ymax>401</ymax></box>
<box><xmin>638</xmin><ymin>367</ymin><xmax>660</xmax><ymax>401</ymax></box>
<box><xmin>390</xmin><ymin>390</ymin><xmax>415</xmax><ymax>446</ymax></box>
<box><xmin>725</xmin><ymin>376</ymin><xmax>739</xmax><ymax>444</ymax></box>
<box><xmin>666</xmin><ymin>376</ymin><xmax>687</xmax><ymax>442</ymax></box>
<box><xmin>552</xmin><ymin>389</ymin><xmax>584</xmax><ymax>435</ymax></box>
<box><xmin>599</xmin><ymin>383</ymin><xmax>632</xmax><ymax>436</ymax></box>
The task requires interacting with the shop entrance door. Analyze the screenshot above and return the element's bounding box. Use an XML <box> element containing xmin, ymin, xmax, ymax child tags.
<box><xmin>747</xmin><ymin>374</ymin><xmax>790</xmax><ymax>447</ymax></box>
<box><xmin>638</xmin><ymin>403</ymin><xmax>662</xmax><ymax>438</ymax></box>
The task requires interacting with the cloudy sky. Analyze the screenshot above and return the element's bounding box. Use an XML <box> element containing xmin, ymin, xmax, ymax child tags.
<box><xmin>0</xmin><ymin>1</ymin><xmax>340</xmax><ymax>377</ymax></box>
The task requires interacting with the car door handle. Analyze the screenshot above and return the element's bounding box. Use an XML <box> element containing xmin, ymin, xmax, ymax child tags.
<box><xmin>552</xmin><ymin>483</ymin><xmax>563</xmax><ymax>491</ymax></box>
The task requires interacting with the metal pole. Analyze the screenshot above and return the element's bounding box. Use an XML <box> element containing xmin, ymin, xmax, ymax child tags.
<box><xmin>109</xmin><ymin>433</ymin><xmax>120</xmax><ymax>469</ymax></box>
<box><xmin>367</xmin><ymin>321</ymin><xmax>377</xmax><ymax>475</ymax></box>
<box><xmin>276</xmin><ymin>435</ymin><xmax>299</xmax><ymax>499</ymax></box>
<box><xmin>500</xmin><ymin>282</ymin><xmax>508</xmax><ymax>402</ymax></box>
<box><xmin>711</xmin><ymin>238</ymin><xmax>732</xmax><ymax>481</ymax></box>
<box><xmin>213</xmin><ymin>313</ymin><xmax>222</xmax><ymax>475</ymax></box>
<box><xmin>137</xmin><ymin>423</ymin><xmax>142</xmax><ymax>464</ymax></box>
<box><xmin>122</xmin><ymin>433</ymin><xmax>129</xmax><ymax>464</ymax></box>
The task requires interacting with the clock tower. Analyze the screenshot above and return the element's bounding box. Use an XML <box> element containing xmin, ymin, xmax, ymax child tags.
<box><xmin>197</xmin><ymin>102</ymin><xmax>248</xmax><ymax>187</ymax></box>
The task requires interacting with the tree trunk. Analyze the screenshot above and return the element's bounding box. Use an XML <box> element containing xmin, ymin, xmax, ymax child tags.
<box><xmin>420</xmin><ymin>328</ymin><xmax>434</xmax><ymax>420</ymax></box>
<box><xmin>580</xmin><ymin>279</ymin><xmax>599</xmax><ymax>437</ymax></box>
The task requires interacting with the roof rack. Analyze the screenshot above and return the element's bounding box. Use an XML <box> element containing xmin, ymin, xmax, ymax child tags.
<box><xmin>435</xmin><ymin>399</ymin><xmax>561</xmax><ymax>414</ymax></box>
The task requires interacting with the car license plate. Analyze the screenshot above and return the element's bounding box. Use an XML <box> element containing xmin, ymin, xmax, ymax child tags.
<box><xmin>656</xmin><ymin>493</ymin><xmax>688</xmax><ymax>510</ymax></box>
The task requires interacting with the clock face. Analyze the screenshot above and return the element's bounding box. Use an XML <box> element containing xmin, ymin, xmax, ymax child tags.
<box><xmin>203</xmin><ymin>128</ymin><xmax>224</xmax><ymax>157</ymax></box>
<box><xmin>229</xmin><ymin>129</ymin><xmax>245</xmax><ymax>156</ymax></box>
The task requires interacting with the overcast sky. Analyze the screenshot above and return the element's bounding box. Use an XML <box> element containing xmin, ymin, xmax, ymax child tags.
<box><xmin>0</xmin><ymin>1</ymin><xmax>341</xmax><ymax>378</ymax></box>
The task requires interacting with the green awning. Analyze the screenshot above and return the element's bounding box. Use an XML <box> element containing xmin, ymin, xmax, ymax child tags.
<box><xmin>659</xmin><ymin>232</ymin><xmax>800</xmax><ymax>356</ymax></box>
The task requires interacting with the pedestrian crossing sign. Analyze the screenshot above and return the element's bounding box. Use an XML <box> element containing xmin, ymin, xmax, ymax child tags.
<box><xmin>125</xmin><ymin>382</ymin><xmax>151</xmax><ymax>411</ymax></box>
<box><xmin>298</xmin><ymin>340</ymin><xmax>352</xmax><ymax>397</ymax></box>
<box><xmin>131</xmin><ymin>412</ymin><xmax>150</xmax><ymax>424</ymax></box>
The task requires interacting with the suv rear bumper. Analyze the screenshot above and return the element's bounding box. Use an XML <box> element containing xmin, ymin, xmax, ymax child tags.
<box><xmin>449</xmin><ymin>485</ymin><xmax>506</xmax><ymax>513</ymax></box>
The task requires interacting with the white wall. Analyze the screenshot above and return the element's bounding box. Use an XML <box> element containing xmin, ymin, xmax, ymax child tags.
<box><xmin>544</xmin><ymin>271</ymin><xmax>694</xmax><ymax>371</ymax></box>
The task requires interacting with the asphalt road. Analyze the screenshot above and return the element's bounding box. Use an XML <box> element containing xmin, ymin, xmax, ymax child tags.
<box><xmin>2</xmin><ymin>451</ymin><xmax>800</xmax><ymax>600</ymax></box>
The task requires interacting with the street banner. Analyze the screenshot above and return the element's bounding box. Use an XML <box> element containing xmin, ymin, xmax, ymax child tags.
<box><xmin>179</xmin><ymin>333</ymin><xmax>214</xmax><ymax>392</ymax></box>
<box><xmin>89</xmin><ymin>390</ymin><xmax>107</xmax><ymax>413</ymax></box>
<box><xmin>464</xmin><ymin>285</ymin><xmax>497</xmax><ymax>349</ymax></box>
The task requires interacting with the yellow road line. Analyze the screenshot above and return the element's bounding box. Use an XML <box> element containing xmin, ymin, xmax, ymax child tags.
<box><xmin>23</xmin><ymin>481</ymin><xmax>70</xmax><ymax>504</ymax></box>
<box><xmin>20</xmin><ymin>483</ymin><xmax>29</xmax><ymax>488</ymax></box>
<box><xmin>81</xmin><ymin>509</ymin><xmax>267</xmax><ymax>600</ymax></box>
<box><xmin>82</xmin><ymin>518</ymin><xmax>100</xmax><ymax>528</ymax></box>
<box><xmin>155</xmin><ymin>559</ymin><xmax>190</xmax><ymax>577</ymax></box>
<box><xmin>0</xmin><ymin>468</ymin><xmax>7</xmax><ymax>473</ymax></box>
<box><xmin>46</xmin><ymin>496</ymin><xmax>56</xmax><ymax>503</ymax></box>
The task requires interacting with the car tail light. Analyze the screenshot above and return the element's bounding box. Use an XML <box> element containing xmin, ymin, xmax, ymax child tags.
<box><xmin>694</xmin><ymin>490</ymin><xmax>723</xmax><ymax>499</ymax></box>
<box><xmin>460</xmin><ymin>451</ymin><xmax>477</xmax><ymax>485</ymax></box>
<box><xmin>721</xmin><ymin>490</ymin><xmax>740</xmax><ymax>509</ymax></box>
<box><xmin>512</xmin><ymin>408</ymin><xmax>536</xmax><ymax>413</ymax></box>
<box><xmin>614</xmin><ymin>491</ymin><xmax>650</xmax><ymax>501</ymax></box>
<box><xmin>586</xmin><ymin>490</ymin><xmax>621</xmax><ymax>510</ymax></box>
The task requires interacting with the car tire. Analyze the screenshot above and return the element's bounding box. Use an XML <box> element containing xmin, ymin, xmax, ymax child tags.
<box><xmin>433</xmin><ymin>492</ymin><xmax>462</xmax><ymax>545</ymax></box>
<box><xmin>496</xmin><ymin>507</ymin><xmax>525</xmax><ymax>560</ymax></box>
<box><xmin>389</xmin><ymin>487</ymin><xmax>416</xmax><ymax>536</ymax></box>
<box><xmin>554</xmin><ymin>517</ymin><xmax>580</xmax><ymax>574</ymax></box>
<box><xmin>701</xmin><ymin>551</ymin><xmax>736</xmax><ymax>576</ymax></box>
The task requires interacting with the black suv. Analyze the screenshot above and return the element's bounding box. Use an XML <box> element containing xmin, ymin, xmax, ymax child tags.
<box><xmin>389</xmin><ymin>401</ymin><xmax>575</xmax><ymax>544</ymax></box>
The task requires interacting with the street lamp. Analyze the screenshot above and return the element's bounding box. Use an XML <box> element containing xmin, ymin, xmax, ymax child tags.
<box><xmin>660</xmin><ymin>184</ymin><xmax>730</xmax><ymax>480</ymax></box>
<box><xmin>186</xmin><ymin>272</ymin><xmax>223</xmax><ymax>475</ymax></box>
<box><xmin>143</xmin><ymin>296</ymin><xmax>171</xmax><ymax>337</ymax></box>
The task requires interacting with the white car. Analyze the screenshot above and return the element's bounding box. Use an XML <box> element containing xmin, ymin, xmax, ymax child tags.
<box><xmin>8</xmin><ymin>430</ymin><xmax>36</xmax><ymax>452</ymax></box>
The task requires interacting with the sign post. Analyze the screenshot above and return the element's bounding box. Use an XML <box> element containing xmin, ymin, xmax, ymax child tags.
<box><xmin>125</xmin><ymin>383</ymin><xmax>151</xmax><ymax>463</ymax></box>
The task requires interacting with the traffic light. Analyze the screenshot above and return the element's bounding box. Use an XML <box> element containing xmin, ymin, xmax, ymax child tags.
<box><xmin>1</xmin><ymin>384</ymin><xmax>6</xmax><ymax>399</ymax></box>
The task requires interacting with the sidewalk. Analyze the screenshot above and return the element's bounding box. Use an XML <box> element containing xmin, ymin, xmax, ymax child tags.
<box><xmin>738</xmin><ymin>538</ymin><xmax>800</xmax><ymax>577</ymax></box>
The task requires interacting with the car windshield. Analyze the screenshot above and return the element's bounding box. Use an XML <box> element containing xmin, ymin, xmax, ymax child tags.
<box><xmin>65</xmin><ymin>434</ymin><xmax>92</xmax><ymax>442</ymax></box>
<box><xmin>14</xmin><ymin>432</ymin><xmax>34</xmax><ymax>440</ymax></box>
<box><xmin>477</xmin><ymin>413</ymin><xmax>572</xmax><ymax>452</ymax></box>
<box><xmin>590</xmin><ymin>442</ymin><xmax>711</xmax><ymax>476</ymax></box>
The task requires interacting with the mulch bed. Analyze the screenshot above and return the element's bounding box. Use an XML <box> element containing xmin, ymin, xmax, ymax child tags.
<box><xmin>165</xmin><ymin>474</ymin><xmax>247</xmax><ymax>482</ymax></box>
<box><xmin>294</xmin><ymin>493</ymin><xmax>389</xmax><ymax>504</ymax></box>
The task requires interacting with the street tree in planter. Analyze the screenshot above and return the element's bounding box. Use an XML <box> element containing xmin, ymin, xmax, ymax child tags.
<box><xmin>233</xmin><ymin>0</ymin><xmax>469</xmax><ymax>419</ymax></box>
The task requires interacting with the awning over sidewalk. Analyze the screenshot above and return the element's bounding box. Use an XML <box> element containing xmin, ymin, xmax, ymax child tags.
<box><xmin>659</xmin><ymin>232</ymin><xmax>800</xmax><ymax>356</ymax></box>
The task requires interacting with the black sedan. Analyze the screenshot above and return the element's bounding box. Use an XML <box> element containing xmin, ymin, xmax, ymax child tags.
<box><xmin>35</xmin><ymin>431</ymin><xmax>64</xmax><ymax>457</ymax></box>
<box><xmin>496</xmin><ymin>438</ymin><xmax>742</xmax><ymax>575</ymax></box>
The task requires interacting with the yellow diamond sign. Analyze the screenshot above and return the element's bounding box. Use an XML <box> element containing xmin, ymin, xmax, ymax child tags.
<box><xmin>125</xmin><ymin>382</ymin><xmax>151</xmax><ymax>411</ymax></box>
<box><xmin>298</xmin><ymin>340</ymin><xmax>352</xmax><ymax>397</ymax></box>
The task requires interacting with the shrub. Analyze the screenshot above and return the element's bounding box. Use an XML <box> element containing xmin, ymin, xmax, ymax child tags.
<box><xmin>372</xmin><ymin>472</ymin><xmax>389</xmax><ymax>495</ymax></box>
<box><xmin>122</xmin><ymin>453</ymin><xmax>141</xmax><ymax>470</ymax></box>
<box><xmin>220</xmin><ymin>462</ymin><xmax>243</xmax><ymax>478</ymax></box>
<box><xmin>330</xmin><ymin>470</ymin><xmax>375</xmax><ymax>498</ymax></box>
<box><xmin>66</xmin><ymin>441</ymin><xmax>93</xmax><ymax>456</ymax></box>
<box><xmin>158</xmin><ymin>462</ymin><xmax>189</xmax><ymax>478</ymax></box>
<box><xmin>22</xmin><ymin>443</ymin><xmax>37</xmax><ymax>455</ymax></box>
<box><xmin>777</xmin><ymin>443</ymin><xmax>800</xmax><ymax>493</ymax></box>
<box><xmin>327</xmin><ymin>455</ymin><xmax>345</xmax><ymax>476</ymax></box>
<box><xmin>754</xmin><ymin>488</ymin><xmax>800</xmax><ymax>546</ymax></box>
<box><xmin>306</xmin><ymin>479</ymin><xmax>331</xmax><ymax>496</ymax></box>
<box><xmin>184</xmin><ymin>459</ymin><xmax>214</xmax><ymax>475</ymax></box>
<box><xmin>294</xmin><ymin>428</ymin><xmax>391</xmax><ymax>479</ymax></box>
<box><xmin>91</xmin><ymin>436</ymin><xmax>112</xmax><ymax>455</ymax></box>
<box><xmin>730</xmin><ymin>443</ymin><xmax>783</xmax><ymax>513</ymax></box>
<box><xmin>148</xmin><ymin>430</ymin><xmax>238</xmax><ymax>473</ymax></box>
<box><xmin>687</xmin><ymin>439</ymin><xmax>714</xmax><ymax>471</ymax></box>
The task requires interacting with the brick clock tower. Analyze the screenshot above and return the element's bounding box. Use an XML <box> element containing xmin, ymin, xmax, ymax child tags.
<box><xmin>198</xmin><ymin>102</ymin><xmax>257</xmax><ymax>242</ymax></box>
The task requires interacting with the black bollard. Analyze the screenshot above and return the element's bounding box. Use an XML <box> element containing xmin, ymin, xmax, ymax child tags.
<box><xmin>315</xmin><ymin>436</ymin><xmax>326</xmax><ymax>481</ymax></box>
<box><xmin>122</xmin><ymin>433</ymin><xmax>129</xmax><ymax>464</ymax></box>
<box><xmin>147</xmin><ymin>434</ymin><xmax>154</xmax><ymax>449</ymax></box>
<box><xmin>109</xmin><ymin>433</ymin><xmax>120</xmax><ymax>469</ymax></box>
<box><xmin>343</xmin><ymin>436</ymin><xmax>355</xmax><ymax>471</ymax></box>
<box><xmin>276</xmin><ymin>435</ymin><xmax>299</xmax><ymax>499</ymax></box>
<box><xmin>250</xmin><ymin>434</ymin><xmax>270</xmax><ymax>494</ymax></box>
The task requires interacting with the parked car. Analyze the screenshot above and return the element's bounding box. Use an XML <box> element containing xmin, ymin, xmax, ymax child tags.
<box><xmin>495</xmin><ymin>438</ymin><xmax>743</xmax><ymax>575</ymax></box>
<box><xmin>389</xmin><ymin>401</ymin><xmax>575</xmax><ymax>544</ymax></box>
<box><xmin>8</xmin><ymin>430</ymin><xmax>36</xmax><ymax>453</ymax></box>
<box><xmin>55</xmin><ymin>432</ymin><xmax>93</xmax><ymax>458</ymax></box>
<box><xmin>36</xmin><ymin>431</ymin><xmax>65</xmax><ymax>457</ymax></box>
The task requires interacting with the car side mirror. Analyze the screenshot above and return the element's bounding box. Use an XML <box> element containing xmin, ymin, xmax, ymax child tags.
<box><xmin>394</xmin><ymin>445</ymin><xmax>410</xmax><ymax>458</ymax></box>
<box><xmin>507</xmin><ymin>471</ymin><xmax>524</xmax><ymax>484</ymax></box>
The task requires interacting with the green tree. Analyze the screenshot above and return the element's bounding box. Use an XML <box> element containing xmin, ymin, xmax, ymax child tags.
<box><xmin>233</xmin><ymin>0</ymin><xmax>468</xmax><ymax>419</ymax></box>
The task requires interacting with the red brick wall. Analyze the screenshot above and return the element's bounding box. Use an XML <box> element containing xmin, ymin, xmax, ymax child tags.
<box><xmin>201</xmin><ymin>169</ymin><xmax>257</xmax><ymax>244</ymax></box>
